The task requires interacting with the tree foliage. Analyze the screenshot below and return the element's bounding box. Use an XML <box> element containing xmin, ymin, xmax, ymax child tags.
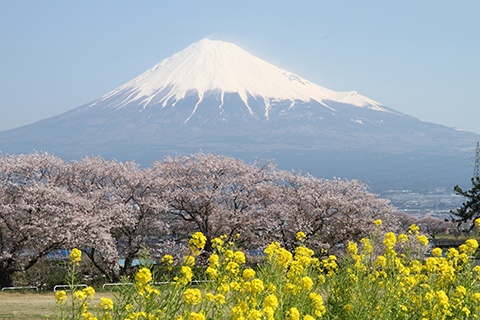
<box><xmin>395</xmin><ymin>211</ymin><xmax>452</xmax><ymax>240</ymax></box>
<box><xmin>63</xmin><ymin>156</ymin><xmax>169</xmax><ymax>281</ymax></box>
<box><xmin>261</xmin><ymin>171</ymin><xmax>397</xmax><ymax>253</ymax></box>
<box><xmin>450</xmin><ymin>176</ymin><xmax>480</xmax><ymax>230</ymax></box>
<box><xmin>0</xmin><ymin>152</ymin><xmax>82</xmax><ymax>287</ymax></box>
<box><xmin>153</xmin><ymin>152</ymin><xmax>275</xmax><ymax>251</ymax></box>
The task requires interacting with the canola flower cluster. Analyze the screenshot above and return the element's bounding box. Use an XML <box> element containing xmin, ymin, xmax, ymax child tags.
<box><xmin>54</xmin><ymin>250</ymin><xmax>114</xmax><ymax>320</ymax></box>
<box><xmin>70</xmin><ymin>248</ymin><xmax>82</xmax><ymax>265</ymax></box>
<box><xmin>52</xmin><ymin>218</ymin><xmax>480</xmax><ymax>320</ymax></box>
<box><xmin>331</xmin><ymin>221</ymin><xmax>480</xmax><ymax>319</ymax></box>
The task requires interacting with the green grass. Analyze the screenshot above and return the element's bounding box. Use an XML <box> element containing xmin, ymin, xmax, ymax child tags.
<box><xmin>0</xmin><ymin>291</ymin><xmax>56</xmax><ymax>319</ymax></box>
<box><xmin>0</xmin><ymin>291</ymin><xmax>114</xmax><ymax>320</ymax></box>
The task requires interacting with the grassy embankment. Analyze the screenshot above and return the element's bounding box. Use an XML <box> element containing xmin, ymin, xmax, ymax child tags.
<box><xmin>0</xmin><ymin>291</ymin><xmax>114</xmax><ymax>320</ymax></box>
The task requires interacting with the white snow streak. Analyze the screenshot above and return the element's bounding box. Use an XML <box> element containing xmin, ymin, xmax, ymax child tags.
<box><xmin>185</xmin><ymin>92</ymin><xmax>204</xmax><ymax>123</ymax></box>
<box><xmin>288</xmin><ymin>100</ymin><xmax>295</xmax><ymax>110</ymax></box>
<box><xmin>218</xmin><ymin>91</ymin><xmax>224</xmax><ymax>113</ymax></box>
<box><xmin>263</xmin><ymin>97</ymin><xmax>271</xmax><ymax>119</ymax></box>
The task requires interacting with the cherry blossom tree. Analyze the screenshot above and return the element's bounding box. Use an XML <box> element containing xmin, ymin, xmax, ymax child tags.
<box><xmin>152</xmin><ymin>152</ymin><xmax>399</xmax><ymax>256</ymax></box>
<box><xmin>395</xmin><ymin>211</ymin><xmax>419</xmax><ymax>231</ymax></box>
<box><xmin>63</xmin><ymin>156</ymin><xmax>169</xmax><ymax>281</ymax></box>
<box><xmin>261</xmin><ymin>171</ymin><xmax>399</xmax><ymax>254</ymax></box>
<box><xmin>152</xmin><ymin>152</ymin><xmax>276</xmax><ymax>251</ymax></box>
<box><xmin>416</xmin><ymin>216</ymin><xmax>452</xmax><ymax>240</ymax></box>
<box><xmin>1</xmin><ymin>150</ymin><xmax>403</xmax><ymax>286</ymax></box>
<box><xmin>0</xmin><ymin>152</ymin><xmax>82</xmax><ymax>288</ymax></box>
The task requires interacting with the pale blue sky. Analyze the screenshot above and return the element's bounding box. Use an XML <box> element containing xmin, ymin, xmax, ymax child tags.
<box><xmin>1</xmin><ymin>0</ymin><xmax>479</xmax><ymax>133</ymax></box>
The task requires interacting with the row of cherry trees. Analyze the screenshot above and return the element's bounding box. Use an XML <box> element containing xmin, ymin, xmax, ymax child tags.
<box><xmin>0</xmin><ymin>151</ymin><xmax>398</xmax><ymax>287</ymax></box>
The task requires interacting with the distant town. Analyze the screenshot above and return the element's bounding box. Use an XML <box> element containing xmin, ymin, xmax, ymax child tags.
<box><xmin>381</xmin><ymin>188</ymin><xmax>464</xmax><ymax>219</ymax></box>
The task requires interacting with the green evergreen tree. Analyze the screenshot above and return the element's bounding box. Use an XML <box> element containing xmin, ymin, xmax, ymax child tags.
<box><xmin>450</xmin><ymin>177</ymin><xmax>480</xmax><ymax>230</ymax></box>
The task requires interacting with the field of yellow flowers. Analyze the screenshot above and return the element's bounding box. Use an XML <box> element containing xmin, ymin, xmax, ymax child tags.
<box><xmin>51</xmin><ymin>219</ymin><xmax>480</xmax><ymax>320</ymax></box>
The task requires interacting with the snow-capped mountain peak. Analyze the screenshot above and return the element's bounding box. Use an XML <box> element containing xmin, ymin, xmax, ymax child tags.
<box><xmin>93</xmin><ymin>39</ymin><xmax>389</xmax><ymax>120</ymax></box>
<box><xmin>1</xmin><ymin>39</ymin><xmax>478</xmax><ymax>194</ymax></box>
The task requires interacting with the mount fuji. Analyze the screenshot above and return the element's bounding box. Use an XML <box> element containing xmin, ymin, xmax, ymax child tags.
<box><xmin>1</xmin><ymin>39</ymin><xmax>478</xmax><ymax>191</ymax></box>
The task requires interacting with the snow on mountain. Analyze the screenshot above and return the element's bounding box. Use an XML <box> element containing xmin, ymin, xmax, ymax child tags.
<box><xmin>92</xmin><ymin>39</ymin><xmax>391</xmax><ymax>121</ymax></box>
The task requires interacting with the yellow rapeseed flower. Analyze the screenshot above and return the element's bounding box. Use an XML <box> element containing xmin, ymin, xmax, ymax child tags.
<box><xmin>183</xmin><ymin>255</ymin><xmax>195</xmax><ymax>266</ymax></box>
<box><xmin>247</xmin><ymin>309</ymin><xmax>262</xmax><ymax>319</ymax></box>
<box><xmin>136</xmin><ymin>268</ymin><xmax>153</xmax><ymax>285</ymax></box>
<box><xmin>206</xmin><ymin>266</ymin><xmax>218</xmax><ymax>279</ymax></box>
<box><xmin>264</xmin><ymin>242</ymin><xmax>293</xmax><ymax>269</ymax></box>
<box><xmin>175</xmin><ymin>266</ymin><xmax>194</xmax><ymax>285</ymax></box>
<box><xmin>344</xmin><ymin>304</ymin><xmax>354</xmax><ymax>312</ymax></box>
<box><xmin>347</xmin><ymin>241</ymin><xmax>358</xmax><ymax>255</ymax></box>
<box><xmin>211</xmin><ymin>237</ymin><xmax>224</xmax><ymax>249</ymax></box>
<box><xmin>296</xmin><ymin>231</ymin><xmax>306</xmax><ymax>241</ymax></box>
<box><xmin>55</xmin><ymin>290</ymin><xmax>67</xmax><ymax>304</ymax></box>
<box><xmin>264</xmin><ymin>294</ymin><xmax>279</xmax><ymax>309</ymax></box>
<box><xmin>286</xmin><ymin>307</ymin><xmax>300</xmax><ymax>320</ymax></box>
<box><xmin>416</xmin><ymin>235</ymin><xmax>429</xmax><ymax>247</ymax></box>
<box><xmin>84</xmin><ymin>286</ymin><xmax>95</xmax><ymax>296</ymax></box>
<box><xmin>161</xmin><ymin>255</ymin><xmax>173</xmax><ymax>264</ymax></box>
<box><xmin>218</xmin><ymin>283</ymin><xmax>230</xmax><ymax>293</ymax></box>
<box><xmin>447</xmin><ymin>248</ymin><xmax>459</xmax><ymax>259</ymax></box>
<box><xmin>374</xmin><ymin>219</ymin><xmax>382</xmax><ymax>226</ymax></box>
<box><xmin>267</xmin><ymin>283</ymin><xmax>276</xmax><ymax>293</ymax></box>
<box><xmin>73</xmin><ymin>286</ymin><xmax>95</xmax><ymax>302</ymax></box>
<box><xmin>214</xmin><ymin>294</ymin><xmax>226</xmax><ymax>304</ymax></box>
<box><xmin>98</xmin><ymin>297</ymin><xmax>113</xmax><ymax>310</ymax></box>
<box><xmin>398</xmin><ymin>234</ymin><xmax>409</xmax><ymax>243</ymax></box>
<box><xmin>183</xmin><ymin>288</ymin><xmax>202</xmax><ymax>305</ymax></box>
<box><xmin>205</xmin><ymin>292</ymin><xmax>215</xmax><ymax>301</ymax></box>
<box><xmin>301</xmin><ymin>276</ymin><xmax>314</xmax><ymax>290</ymax></box>
<box><xmin>472</xmin><ymin>292</ymin><xmax>480</xmax><ymax>302</ymax></box>
<box><xmin>225</xmin><ymin>250</ymin><xmax>234</xmax><ymax>260</ymax></box>
<box><xmin>360</xmin><ymin>238</ymin><xmax>372</xmax><ymax>253</ymax></box>
<box><xmin>432</xmin><ymin>248</ymin><xmax>442</xmax><ymax>257</ymax></box>
<box><xmin>465</xmin><ymin>239</ymin><xmax>479</xmax><ymax>252</ymax></box>
<box><xmin>251</xmin><ymin>279</ymin><xmax>264</xmax><ymax>295</ymax></box>
<box><xmin>409</xmin><ymin>224</ymin><xmax>419</xmax><ymax>234</ymax></box>
<box><xmin>81</xmin><ymin>311</ymin><xmax>97</xmax><ymax>320</ymax></box>
<box><xmin>473</xmin><ymin>265</ymin><xmax>480</xmax><ymax>274</ymax></box>
<box><xmin>234</xmin><ymin>251</ymin><xmax>246</xmax><ymax>264</ymax></box>
<box><xmin>317</xmin><ymin>274</ymin><xmax>326</xmax><ymax>285</ymax></box>
<box><xmin>230</xmin><ymin>281</ymin><xmax>241</xmax><ymax>291</ymax></box>
<box><xmin>456</xmin><ymin>286</ymin><xmax>467</xmax><ymax>297</ymax></box>
<box><xmin>475</xmin><ymin>218</ymin><xmax>480</xmax><ymax>227</ymax></box>
<box><xmin>226</xmin><ymin>261</ymin><xmax>240</xmax><ymax>275</ymax></box>
<box><xmin>70</xmin><ymin>248</ymin><xmax>82</xmax><ymax>263</ymax></box>
<box><xmin>383</xmin><ymin>232</ymin><xmax>396</xmax><ymax>248</ymax></box>
<box><xmin>188</xmin><ymin>232</ymin><xmax>207</xmax><ymax>255</ymax></box>
<box><xmin>374</xmin><ymin>255</ymin><xmax>387</xmax><ymax>268</ymax></box>
<box><xmin>243</xmin><ymin>268</ymin><xmax>256</xmax><ymax>280</ymax></box>
<box><xmin>435</xmin><ymin>290</ymin><xmax>449</xmax><ymax>308</ymax></box>
<box><xmin>189</xmin><ymin>311</ymin><xmax>205</xmax><ymax>320</ymax></box>
<box><xmin>309</xmin><ymin>292</ymin><xmax>325</xmax><ymax>310</ymax></box>
<box><xmin>208</xmin><ymin>254</ymin><xmax>219</xmax><ymax>266</ymax></box>
<box><xmin>286</xmin><ymin>283</ymin><xmax>299</xmax><ymax>294</ymax></box>
<box><xmin>73</xmin><ymin>290</ymin><xmax>87</xmax><ymax>301</ymax></box>
<box><xmin>263</xmin><ymin>307</ymin><xmax>275</xmax><ymax>320</ymax></box>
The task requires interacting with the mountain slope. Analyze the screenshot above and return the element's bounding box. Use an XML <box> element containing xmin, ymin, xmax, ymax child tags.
<box><xmin>0</xmin><ymin>39</ymin><xmax>478</xmax><ymax>191</ymax></box>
